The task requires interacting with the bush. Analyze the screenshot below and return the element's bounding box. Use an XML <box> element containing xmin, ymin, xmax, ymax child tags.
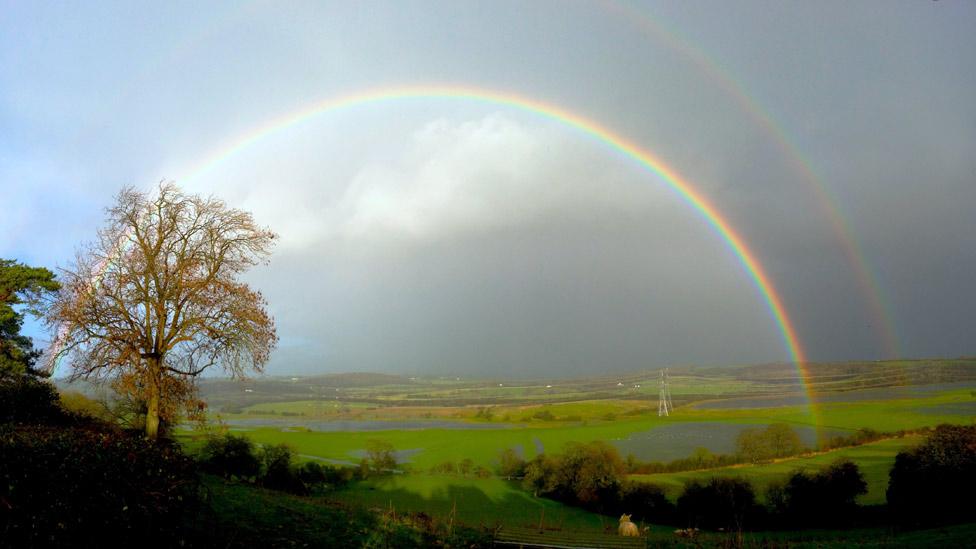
<box><xmin>767</xmin><ymin>460</ymin><xmax>867</xmax><ymax>527</ymax></box>
<box><xmin>617</xmin><ymin>481</ymin><xmax>676</xmax><ymax>524</ymax></box>
<box><xmin>297</xmin><ymin>461</ymin><xmax>351</xmax><ymax>490</ymax></box>
<box><xmin>523</xmin><ymin>454</ymin><xmax>559</xmax><ymax>497</ymax></box>
<box><xmin>498</xmin><ymin>447</ymin><xmax>525</xmax><ymax>479</ymax></box>
<box><xmin>822</xmin><ymin>428</ymin><xmax>885</xmax><ymax>451</ymax></box>
<box><xmin>365</xmin><ymin>439</ymin><xmax>397</xmax><ymax>472</ymax></box>
<box><xmin>297</xmin><ymin>461</ymin><xmax>328</xmax><ymax>485</ymax></box>
<box><xmin>198</xmin><ymin>433</ymin><xmax>261</xmax><ymax>480</ymax></box>
<box><xmin>677</xmin><ymin>477</ymin><xmax>758</xmax><ymax>531</ymax></box>
<box><xmin>260</xmin><ymin>443</ymin><xmax>305</xmax><ymax>494</ymax></box>
<box><xmin>0</xmin><ymin>374</ymin><xmax>69</xmax><ymax>424</ymax></box>
<box><xmin>736</xmin><ymin>423</ymin><xmax>804</xmax><ymax>463</ymax></box>
<box><xmin>0</xmin><ymin>423</ymin><xmax>199</xmax><ymax>547</ymax></box>
<box><xmin>363</xmin><ymin>510</ymin><xmax>492</xmax><ymax>548</ymax></box>
<box><xmin>887</xmin><ymin>424</ymin><xmax>976</xmax><ymax>527</ymax></box>
<box><xmin>522</xmin><ymin>441</ymin><xmax>626</xmax><ymax>511</ymax></box>
<box><xmin>532</xmin><ymin>409</ymin><xmax>555</xmax><ymax>421</ymax></box>
<box><xmin>430</xmin><ymin>461</ymin><xmax>456</xmax><ymax>474</ymax></box>
<box><xmin>556</xmin><ymin>441</ymin><xmax>626</xmax><ymax>507</ymax></box>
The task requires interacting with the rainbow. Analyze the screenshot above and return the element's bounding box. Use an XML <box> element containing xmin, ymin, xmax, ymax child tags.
<box><xmin>45</xmin><ymin>217</ymin><xmax>139</xmax><ymax>374</ymax></box>
<box><xmin>600</xmin><ymin>0</ymin><xmax>899</xmax><ymax>358</ymax></box>
<box><xmin>180</xmin><ymin>85</ymin><xmax>819</xmax><ymax>411</ymax></box>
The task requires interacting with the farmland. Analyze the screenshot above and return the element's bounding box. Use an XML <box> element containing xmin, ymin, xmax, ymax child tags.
<box><xmin>174</xmin><ymin>359</ymin><xmax>976</xmax><ymax>539</ymax></box>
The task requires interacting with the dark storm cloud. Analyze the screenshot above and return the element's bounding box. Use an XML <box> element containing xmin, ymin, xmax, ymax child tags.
<box><xmin>3</xmin><ymin>1</ymin><xmax>974</xmax><ymax>374</ymax></box>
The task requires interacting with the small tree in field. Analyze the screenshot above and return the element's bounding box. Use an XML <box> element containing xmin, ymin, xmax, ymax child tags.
<box><xmin>47</xmin><ymin>183</ymin><xmax>277</xmax><ymax>439</ymax></box>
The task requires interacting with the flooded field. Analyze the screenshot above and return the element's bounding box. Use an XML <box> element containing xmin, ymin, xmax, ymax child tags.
<box><xmin>920</xmin><ymin>400</ymin><xmax>976</xmax><ymax>416</ymax></box>
<box><xmin>221</xmin><ymin>418</ymin><xmax>517</xmax><ymax>431</ymax></box>
<box><xmin>612</xmin><ymin>422</ymin><xmax>841</xmax><ymax>462</ymax></box>
<box><xmin>693</xmin><ymin>381</ymin><xmax>976</xmax><ymax>410</ymax></box>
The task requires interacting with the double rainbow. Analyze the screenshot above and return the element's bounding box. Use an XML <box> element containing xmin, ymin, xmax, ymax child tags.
<box><xmin>602</xmin><ymin>0</ymin><xmax>898</xmax><ymax>358</ymax></box>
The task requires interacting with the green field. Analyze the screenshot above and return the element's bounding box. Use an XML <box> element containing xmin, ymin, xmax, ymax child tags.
<box><xmin>197</xmin><ymin>387</ymin><xmax>975</xmax><ymax>472</ymax></box>
<box><xmin>178</xmin><ymin>366</ymin><xmax>976</xmax><ymax>539</ymax></box>
<box><xmin>329</xmin><ymin>474</ymin><xmax>608</xmax><ymax>531</ymax></box>
<box><xmin>203</xmin><ymin>473</ymin><xmax>976</xmax><ymax>546</ymax></box>
<box><xmin>631</xmin><ymin>436</ymin><xmax>920</xmax><ymax>504</ymax></box>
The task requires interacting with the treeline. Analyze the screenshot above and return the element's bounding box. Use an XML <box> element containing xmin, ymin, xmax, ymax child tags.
<box><xmin>628</xmin><ymin>423</ymin><xmax>891</xmax><ymax>475</ymax></box>
<box><xmin>500</xmin><ymin>424</ymin><xmax>976</xmax><ymax>531</ymax></box>
<box><xmin>197</xmin><ymin>433</ymin><xmax>354</xmax><ymax>494</ymax></box>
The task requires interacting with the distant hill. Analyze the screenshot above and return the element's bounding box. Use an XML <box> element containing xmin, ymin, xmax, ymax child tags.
<box><xmin>196</xmin><ymin>372</ymin><xmax>414</xmax><ymax>409</ymax></box>
<box><xmin>718</xmin><ymin>358</ymin><xmax>976</xmax><ymax>393</ymax></box>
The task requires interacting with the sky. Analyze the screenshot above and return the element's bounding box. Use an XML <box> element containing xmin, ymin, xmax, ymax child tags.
<box><xmin>2</xmin><ymin>1</ymin><xmax>974</xmax><ymax>377</ymax></box>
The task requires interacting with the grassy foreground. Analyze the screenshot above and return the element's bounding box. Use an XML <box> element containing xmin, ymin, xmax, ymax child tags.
<box><xmin>329</xmin><ymin>474</ymin><xmax>608</xmax><ymax>531</ymax></box>
<box><xmin>198</xmin><ymin>473</ymin><xmax>976</xmax><ymax>548</ymax></box>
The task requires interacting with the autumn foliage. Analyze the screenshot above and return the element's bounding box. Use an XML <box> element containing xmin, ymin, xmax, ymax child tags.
<box><xmin>47</xmin><ymin>183</ymin><xmax>277</xmax><ymax>438</ymax></box>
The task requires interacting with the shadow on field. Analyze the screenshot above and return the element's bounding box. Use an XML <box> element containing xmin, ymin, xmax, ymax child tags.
<box><xmin>331</xmin><ymin>477</ymin><xmax>608</xmax><ymax>532</ymax></box>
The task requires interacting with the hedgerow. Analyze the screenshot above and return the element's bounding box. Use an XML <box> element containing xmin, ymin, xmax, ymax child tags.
<box><xmin>0</xmin><ymin>423</ymin><xmax>200</xmax><ymax>547</ymax></box>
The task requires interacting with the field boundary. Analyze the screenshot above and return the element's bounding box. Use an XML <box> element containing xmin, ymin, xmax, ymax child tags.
<box><xmin>494</xmin><ymin>526</ymin><xmax>646</xmax><ymax>549</ymax></box>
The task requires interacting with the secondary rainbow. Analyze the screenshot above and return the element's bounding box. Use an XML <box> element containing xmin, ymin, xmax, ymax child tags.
<box><xmin>181</xmin><ymin>84</ymin><xmax>814</xmax><ymax>402</ymax></box>
<box><xmin>600</xmin><ymin>0</ymin><xmax>899</xmax><ymax>358</ymax></box>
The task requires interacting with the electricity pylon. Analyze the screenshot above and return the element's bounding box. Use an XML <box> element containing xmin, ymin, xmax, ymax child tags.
<box><xmin>658</xmin><ymin>368</ymin><xmax>673</xmax><ymax>417</ymax></box>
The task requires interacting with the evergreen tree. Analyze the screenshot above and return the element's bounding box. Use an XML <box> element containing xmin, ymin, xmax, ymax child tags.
<box><xmin>0</xmin><ymin>259</ymin><xmax>59</xmax><ymax>376</ymax></box>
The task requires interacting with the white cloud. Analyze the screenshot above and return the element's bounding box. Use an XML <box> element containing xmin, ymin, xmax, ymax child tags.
<box><xmin>324</xmin><ymin>114</ymin><xmax>659</xmax><ymax>245</ymax></box>
<box><xmin>187</xmin><ymin>113</ymin><xmax>663</xmax><ymax>251</ymax></box>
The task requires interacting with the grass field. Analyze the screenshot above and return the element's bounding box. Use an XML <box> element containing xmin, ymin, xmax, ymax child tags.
<box><xmin>179</xmin><ymin>370</ymin><xmax>976</xmax><ymax>541</ymax></box>
<box><xmin>631</xmin><ymin>436</ymin><xmax>921</xmax><ymax>505</ymax></box>
<box><xmin>329</xmin><ymin>474</ymin><xmax>609</xmax><ymax>531</ymax></box>
<box><xmin>196</xmin><ymin>387</ymin><xmax>974</xmax><ymax>472</ymax></box>
<box><xmin>202</xmin><ymin>473</ymin><xmax>976</xmax><ymax>547</ymax></box>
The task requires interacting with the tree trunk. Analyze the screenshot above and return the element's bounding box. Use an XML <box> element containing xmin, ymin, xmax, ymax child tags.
<box><xmin>145</xmin><ymin>356</ymin><xmax>161</xmax><ymax>440</ymax></box>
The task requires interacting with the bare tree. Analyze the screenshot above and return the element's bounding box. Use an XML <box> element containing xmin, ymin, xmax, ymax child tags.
<box><xmin>47</xmin><ymin>183</ymin><xmax>277</xmax><ymax>439</ymax></box>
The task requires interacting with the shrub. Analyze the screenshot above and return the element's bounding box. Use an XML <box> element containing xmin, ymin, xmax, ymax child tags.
<box><xmin>198</xmin><ymin>433</ymin><xmax>261</xmax><ymax>480</ymax></box>
<box><xmin>297</xmin><ymin>461</ymin><xmax>328</xmax><ymax>485</ymax></box>
<box><xmin>522</xmin><ymin>441</ymin><xmax>626</xmax><ymax>510</ymax></box>
<box><xmin>532</xmin><ymin>409</ymin><xmax>555</xmax><ymax>421</ymax></box>
<box><xmin>297</xmin><ymin>461</ymin><xmax>351</xmax><ymax>490</ymax></box>
<box><xmin>617</xmin><ymin>481</ymin><xmax>676</xmax><ymax>524</ymax></box>
<box><xmin>474</xmin><ymin>466</ymin><xmax>493</xmax><ymax>478</ymax></box>
<box><xmin>736</xmin><ymin>423</ymin><xmax>804</xmax><ymax>463</ymax></box>
<box><xmin>767</xmin><ymin>460</ymin><xmax>867</xmax><ymax>527</ymax></box>
<box><xmin>430</xmin><ymin>461</ymin><xmax>456</xmax><ymax>474</ymax></box>
<box><xmin>0</xmin><ymin>423</ymin><xmax>199</xmax><ymax>547</ymax></box>
<box><xmin>497</xmin><ymin>447</ymin><xmax>525</xmax><ymax>479</ymax></box>
<box><xmin>887</xmin><ymin>424</ymin><xmax>976</xmax><ymax>527</ymax></box>
<box><xmin>0</xmin><ymin>374</ymin><xmax>68</xmax><ymax>424</ymax></box>
<box><xmin>555</xmin><ymin>441</ymin><xmax>626</xmax><ymax>507</ymax></box>
<box><xmin>260</xmin><ymin>443</ymin><xmax>305</xmax><ymax>494</ymax></box>
<box><xmin>365</xmin><ymin>439</ymin><xmax>397</xmax><ymax>472</ymax></box>
<box><xmin>677</xmin><ymin>477</ymin><xmax>757</xmax><ymax>531</ymax></box>
<box><xmin>523</xmin><ymin>454</ymin><xmax>559</xmax><ymax>497</ymax></box>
